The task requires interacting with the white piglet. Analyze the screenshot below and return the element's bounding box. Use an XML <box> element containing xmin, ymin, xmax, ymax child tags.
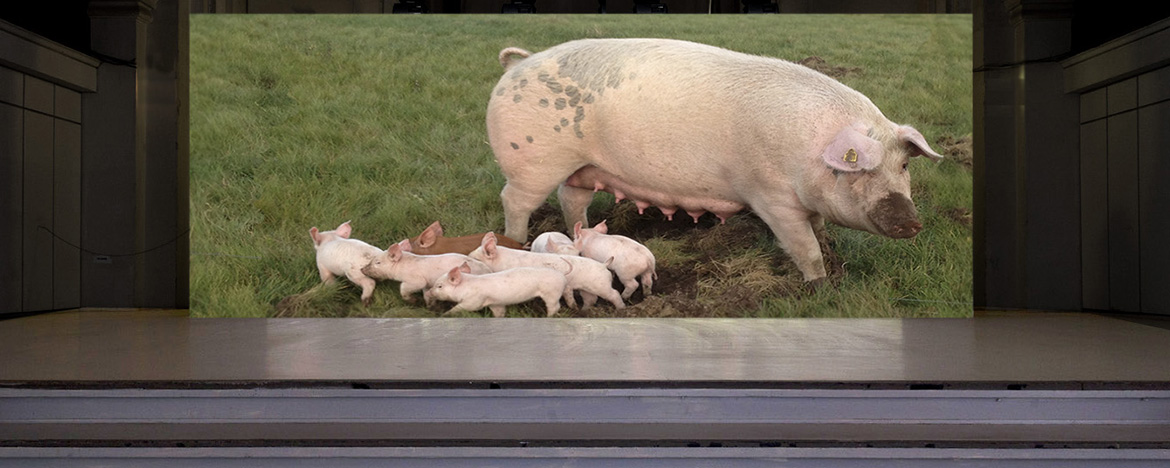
<box><xmin>530</xmin><ymin>231</ymin><xmax>580</xmax><ymax>256</ymax></box>
<box><xmin>428</xmin><ymin>263</ymin><xmax>567</xmax><ymax>317</ymax></box>
<box><xmin>469</xmin><ymin>232</ymin><xmax>625</xmax><ymax>310</ymax></box>
<box><xmin>309</xmin><ymin>221</ymin><xmax>382</xmax><ymax>306</ymax></box>
<box><xmin>361</xmin><ymin>239</ymin><xmax>491</xmax><ymax>305</ymax></box>
<box><xmin>573</xmin><ymin>220</ymin><xmax>657</xmax><ymax>299</ymax></box>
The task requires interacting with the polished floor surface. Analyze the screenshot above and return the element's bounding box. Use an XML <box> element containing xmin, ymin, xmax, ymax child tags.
<box><xmin>1</xmin><ymin>309</ymin><xmax>1168</xmax><ymax>385</ymax></box>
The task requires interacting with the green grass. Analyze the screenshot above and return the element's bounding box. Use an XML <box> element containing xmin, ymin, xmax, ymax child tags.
<box><xmin>190</xmin><ymin>14</ymin><xmax>972</xmax><ymax>318</ymax></box>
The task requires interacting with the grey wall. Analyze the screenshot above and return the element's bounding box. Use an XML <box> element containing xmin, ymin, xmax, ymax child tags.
<box><xmin>976</xmin><ymin>0</ymin><xmax>1170</xmax><ymax>316</ymax></box>
<box><xmin>1065</xmin><ymin>22</ymin><xmax>1170</xmax><ymax>314</ymax></box>
<box><xmin>0</xmin><ymin>23</ymin><xmax>99</xmax><ymax>315</ymax></box>
<box><xmin>0</xmin><ymin>0</ymin><xmax>189</xmax><ymax>316</ymax></box>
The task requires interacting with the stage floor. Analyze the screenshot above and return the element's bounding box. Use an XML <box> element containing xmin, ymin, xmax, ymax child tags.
<box><xmin>2</xmin><ymin>309</ymin><xmax>1168</xmax><ymax>386</ymax></box>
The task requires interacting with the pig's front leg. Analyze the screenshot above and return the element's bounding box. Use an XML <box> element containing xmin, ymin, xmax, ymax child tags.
<box><xmin>488</xmin><ymin>305</ymin><xmax>507</xmax><ymax>318</ymax></box>
<box><xmin>754</xmin><ymin>207</ymin><xmax>828</xmax><ymax>282</ymax></box>
<box><xmin>317</xmin><ymin>262</ymin><xmax>335</xmax><ymax>284</ymax></box>
<box><xmin>557</xmin><ymin>183</ymin><xmax>594</xmax><ymax>234</ymax></box>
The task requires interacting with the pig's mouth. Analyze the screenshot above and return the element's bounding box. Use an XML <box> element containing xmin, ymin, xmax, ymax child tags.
<box><xmin>867</xmin><ymin>192</ymin><xmax>922</xmax><ymax>239</ymax></box>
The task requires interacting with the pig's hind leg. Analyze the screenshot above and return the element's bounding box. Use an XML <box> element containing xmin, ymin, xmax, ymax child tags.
<box><xmin>500</xmin><ymin>161</ymin><xmax>590</xmax><ymax>243</ymax></box>
<box><xmin>347</xmin><ymin>271</ymin><xmax>378</xmax><ymax>306</ymax></box>
<box><xmin>501</xmin><ymin>182</ymin><xmax>555</xmax><ymax>244</ymax></box>
<box><xmin>557</xmin><ymin>183</ymin><xmax>594</xmax><ymax>236</ymax></box>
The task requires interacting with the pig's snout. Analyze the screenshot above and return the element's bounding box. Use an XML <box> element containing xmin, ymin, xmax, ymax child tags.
<box><xmin>868</xmin><ymin>192</ymin><xmax>922</xmax><ymax>239</ymax></box>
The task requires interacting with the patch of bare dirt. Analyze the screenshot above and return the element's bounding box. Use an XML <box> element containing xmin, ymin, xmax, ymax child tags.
<box><xmin>516</xmin><ymin>201</ymin><xmax>845</xmax><ymax>318</ymax></box>
<box><xmin>940</xmin><ymin>206</ymin><xmax>972</xmax><ymax>228</ymax></box>
<box><xmin>798</xmin><ymin>56</ymin><xmax>862</xmax><ymax>79</ymax></box>
<box><xmin>937</xmin><ymin>135</ymin><xmax>973</xmax><ymax>169</ymax></box>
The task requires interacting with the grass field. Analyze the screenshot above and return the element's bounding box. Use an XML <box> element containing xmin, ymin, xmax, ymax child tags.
<box><xmin>190</xmin><ymin>14</ymin><xmax>972</xmax><ymax>318</ymax></box>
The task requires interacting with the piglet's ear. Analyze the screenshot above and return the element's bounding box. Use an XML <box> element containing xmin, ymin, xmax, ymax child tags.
<box><xmin>594</xmin><ymin>220</ymin><xmax>608</xmax><ymax>234</ymax></box>
<box><xmin>458</xmin><ymin>262</ymin><xmax>472</xmax><ymax>274</ymax></box>
<box><xmin>482</xmin><ymin>232</ymin><xmax>498</xmax><ymax>257</ymax></box>
<box><xmin>397</xmin><ymin>239</ymin><xmax>412</xmax><ymax>252</ymax></box>
<box><xmin>447</xmin><ymin>266</ymin><xmax>463</xmax><ymax>286</ymax></box>
<box><xmin>821</xmin><ymin>124</ymin><xmax>882</xmax><ymax>172</ymax></box>
<box><xmin>310</xmin><ymin>227</ymin><xmax>322</xmax><ymax>245</ymax></box>
<box><xmin>573</xmin><ymin>222</ymin><xmax>583</xmax><ymax>240</ymax></box>
<box><xmin>418</xmin><ymin>223</ymin><xmax>439</xmax><ymax>248</ymax></box>
<box><xmin>898</xmin><ymin>125</ymin><xmax>943</xmax><ymax>161</ymax></box>
<box><xmin>336</xmin><ymin>221</ymin><xmax>353</xmax><ymax>239</ymax></box>
<box><xmin>387</xmin><ymin>242</ymin><xmax>403</xmax><ymax>261</ymax></box>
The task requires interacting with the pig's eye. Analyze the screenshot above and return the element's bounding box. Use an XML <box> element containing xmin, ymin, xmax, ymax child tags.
<box><xmin>901</xmin><ymin>162</ymin><xmax>908</xmax><ymax>172</ymax></box>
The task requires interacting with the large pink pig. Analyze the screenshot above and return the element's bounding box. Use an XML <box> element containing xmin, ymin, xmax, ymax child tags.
<box><xmin>487</xmin><ymin>39</ymin><xmax>943</xmax><ymax>283</ymax></box>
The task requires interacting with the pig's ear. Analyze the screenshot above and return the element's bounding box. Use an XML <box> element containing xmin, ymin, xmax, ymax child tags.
<box><xmin>310</xmin><ymin>227</ymin><xmax>322</xmax><ymax>245</ymax></box>
<box><xmin>483</xmin><ymin>232</ymin><xmax>498</xmax><ymax>256</ymax></box>
<box><xmin>397</xmin><ymin>239</ymin><xmax>413</xmax><ymax>252</ymax></box>
<box><xmin>418</xmin><ymin>224</ymin><xmax>438</xmax><ymax>248</ymax></box>
<box><xmin>458</xmin><ymin>262</ymin><xmax>472</xmax><ymax>274</ymax></box>
<box><xmin>387</xmin><ymin>243</ymin><xmax>403</xmax><ymax>261</ymax></box>
<box><xmin>573</xmin><ymin>222</ymin><xmax>583</xmax><ymax>240</ymax></box>
<box><xmin>821</xmin><ymin>124</ymin><xmax>882</xmax><ymax>172</ymax></box>
<box><xmin>447</xmin><ymin>266</ymin><xmax>463</xmax><ymax>286</ymax></box>
<box><xmin>428</xmin><ymin>221</ymin><xmax>445</xmax><ymax>236</ymax></box>
<box><xmin>898</xmin><ymin>125</ymin><xmax>943</xmax><ymax>161</ymax></box>
<box><xmin>595</xmin><ymin>220</ymin><xmax>608</xmax><ymax>234</ymax></box>
<box><xmin>336</xmin><ymin>221</ymin><xmax>353</xmax><ymax>239</ymax></box>
<box><xmin>545</xmin><ymin>238</ymin><xmax>557</xmax><ymax>252</ymax></box>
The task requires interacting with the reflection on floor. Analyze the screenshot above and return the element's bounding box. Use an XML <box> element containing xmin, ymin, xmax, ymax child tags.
<box><xmin>2</xmin><ymin>308</ymin><xmax>1168</xmax><ymax>385</ymax></box>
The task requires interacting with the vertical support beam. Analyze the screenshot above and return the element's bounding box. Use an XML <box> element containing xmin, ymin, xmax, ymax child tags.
<box><xmin>82</xmin><ymin>0</ymin><xmax>158</xmax><ymax>307</ymax></box>
<box><xmin>973</xmin><ymin>0</ymin><xmax>1020</xmax><ymax>309</ymax></box>
<box><xmin>143</xmin><ymin>0</ymin><xmax>188</xmax><ymax>308</ymax></box>
<box><xmin>977</xmin><ymin>0</ymin><xmax>1080</xmax><ymax>310</ymax></box>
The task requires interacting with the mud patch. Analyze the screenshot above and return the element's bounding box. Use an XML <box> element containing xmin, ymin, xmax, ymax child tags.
<box><xmin>517</xmin><ymin>201</ymin><xmax>845</xmax><ymax>318</ymax></box>
<box><xmin>798</xmin><ymin>56</ymin><xmax>861</xmax><ymax>79</ymax></box>
<box><xmin>937</xmin><ymin>135</ymin><xmax>972</xmax><ymax>169</ymax></box>
<box><xmin>940</xmin><ymin>206</ymin><xmax>972</xmax><ymax>227</ymax></box>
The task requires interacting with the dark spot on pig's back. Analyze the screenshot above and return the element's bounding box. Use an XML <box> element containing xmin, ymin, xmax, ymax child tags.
<box><xmin>513</xmin><ymin>94</ymin><xmax>523</xmax><ymax>103</ymax></box>
<box><xmin>574</xmin><ymin>106</ymin><xmax>585</xmax><ymax>122</ymax></box>
<box><xmin>510</xmin><ymin>142</ymin><xmax>520</xmax><ymax>150</ymax></box>
<box><xmin>526</xmin><ymin>136</ymin><xmax>534</xmax><ymax>143</ymax></box>
<box><xmin>495</xmin><ymin>87</ymin><xmax>505</xmax><ymax>96</ymax></box>
<box><xmin>555</xmin><ymin>46</ymin><xmax>625</xmax><ymax>94</ymax></box>
<box><xmin>539</xmin><ymin>98</ymin><xmax>549</xmax><ymax>107</ymax></box>
<box><xmin>554</xmin><ymin>98</ymin><xmax>566</xmax><ymax>110</ymax></box>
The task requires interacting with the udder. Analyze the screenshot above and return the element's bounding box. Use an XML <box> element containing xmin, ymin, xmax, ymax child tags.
<box><xmin>564</xmin><ymin>165</ymin><xmax>745</xmax><ymax>223</ymax></box>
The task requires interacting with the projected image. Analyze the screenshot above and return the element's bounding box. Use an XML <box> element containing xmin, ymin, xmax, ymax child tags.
<box><xmin>189</xmin><ymin>14</ymin><xmax>972</xmax><ymax>318</ymax></box>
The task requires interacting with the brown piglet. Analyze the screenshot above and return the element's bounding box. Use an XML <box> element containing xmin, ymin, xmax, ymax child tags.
<box><xmin>407</xmin><ymin>221</ymin><xmax>525</xmax><ymax>256</ymax></box>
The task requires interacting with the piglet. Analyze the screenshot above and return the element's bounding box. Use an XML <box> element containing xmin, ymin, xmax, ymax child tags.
<box><xmin>468</xmin><ymin>232</ymin><xmax>625</xmax><ymax>310</ymax></box>
<box><xmin>309</xmin><ymin>221</ymin><xmax>382</xmax><ymax>306</ymax></box>
<box><xmin>427</xmin><ymin>263</ymin><xmax>567</xmax><ymax>317</ymax></box>
<box><xmin>531</xmin><ymin>231</ymin><xmax>580</xmax><ymax>256</ymax></box>
<box><xmin>408</xmin><ymin>221</ymin><xmax>525</xmax><ymax>255</ymax></box>
<box><xmin>573</xmin><ymin>220</ymin><xmax>657</xmax><ymax>299</ymax></box>
<box><xmin>361</xmin><ymin>239</ymin><xmax>492</xmax><ymax>305</ymax></box>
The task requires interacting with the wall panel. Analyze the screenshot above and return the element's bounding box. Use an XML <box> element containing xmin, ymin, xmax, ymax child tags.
<box><xmin>22</xmin><ymin>110</ymin><xmax>54</xmax><ymax>311</ymax></box>
<box><xmin>0</xmin><ymin>102</ymin><xmax>21</xmax><ymax>312</ymax></box>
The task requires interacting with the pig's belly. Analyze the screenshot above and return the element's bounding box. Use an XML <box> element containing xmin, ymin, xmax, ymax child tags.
<box><xmin>564</xmin><ymin>165</ymin><xmax>745</xmax><ymax>223</ymax></box>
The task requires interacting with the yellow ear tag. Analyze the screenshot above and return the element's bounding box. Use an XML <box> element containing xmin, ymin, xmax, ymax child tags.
<box><xmin>843</xmin><ymin>148</ymin><xmax>858</xmax><ymax>164</ymax></box>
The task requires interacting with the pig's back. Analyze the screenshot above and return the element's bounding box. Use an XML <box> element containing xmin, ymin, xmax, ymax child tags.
<box><xmin>488</xmin><ymin>38</ymin><xmax>875</xmax><ymax>190</ymax></box>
